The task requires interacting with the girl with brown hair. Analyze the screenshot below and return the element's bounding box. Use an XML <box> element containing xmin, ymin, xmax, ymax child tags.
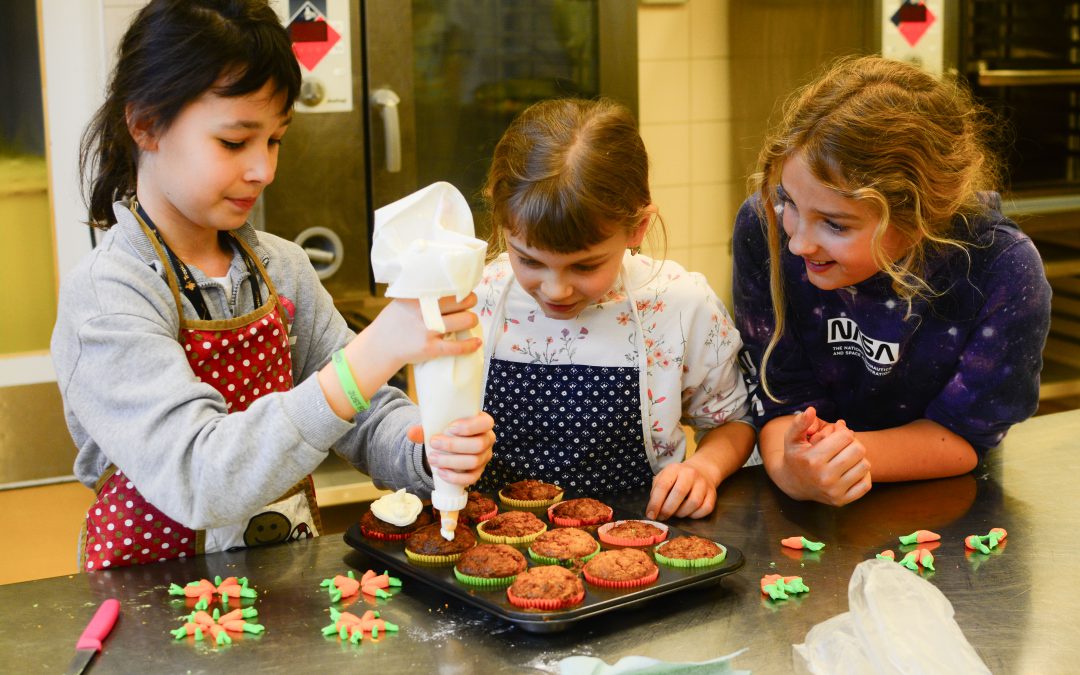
<box><xmin>474</xmin><ymin>98</ymin><xmax>754</xmax><ymax>521</ymax></box>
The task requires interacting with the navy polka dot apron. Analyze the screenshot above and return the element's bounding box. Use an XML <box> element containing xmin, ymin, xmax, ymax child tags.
<box><xmin>476</xmin><ymin>273</ymin><xmax>655</xmax><ymax>494</ymax></box>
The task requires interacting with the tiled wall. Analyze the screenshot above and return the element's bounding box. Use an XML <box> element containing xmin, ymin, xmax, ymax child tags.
<box><xmin>638</xmin><ymin>0</ymin><xmax>742</xmax><ymax>306</ymax></box>
<box><xmin>636</xmin><ymin>1</ymin><xmax>876</xmax><ymax>307</ymax></box>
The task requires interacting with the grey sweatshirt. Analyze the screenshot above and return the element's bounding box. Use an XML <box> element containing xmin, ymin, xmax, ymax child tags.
<box><xmin>52</xmin><ymin>202</ymin><xmax>433</xmax><ymax>530</ymax></box>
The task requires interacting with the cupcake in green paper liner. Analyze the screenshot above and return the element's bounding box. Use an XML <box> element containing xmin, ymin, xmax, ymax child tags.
<box><xmin>404</xmin><ymin>522</ymin><xmax>476</xmax><ymax>566</ymax></box>
<box><xmin>654</xmin><ymin>535</ymin><xmax>727</xmax><ymax>568</ymax></box>
<box><xmin>528</xmin><ymin>527</ymin><xmax>601</xmax><ymax>566</ymax></box>
<box><xmin>453</xmin><ymin>544</ymin><xmax>528</xmax><ymax>587</ymax></box>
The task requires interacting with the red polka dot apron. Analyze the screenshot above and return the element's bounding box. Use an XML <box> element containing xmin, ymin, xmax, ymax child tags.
<box><xmin>80</xmin><ymin>208</ymin><xmax>321</xmax><ymax>571</ymax></box>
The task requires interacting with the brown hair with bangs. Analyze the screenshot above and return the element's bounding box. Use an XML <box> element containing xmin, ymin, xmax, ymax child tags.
<box><xmin>750</xmin><ymin>55</ymin><xmax>1002</xmax><ymax>401</ymax></box>
<box><xmin>483</xmin><ymin>98</ymin><xmax>661</xmax><ymax>256</ymax></box>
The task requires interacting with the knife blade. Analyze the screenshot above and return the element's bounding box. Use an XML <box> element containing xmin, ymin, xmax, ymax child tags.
<box><xmin>64</xmin><ymin>598</ymin><xmax>119</xmax><ymax>675</ymax></box>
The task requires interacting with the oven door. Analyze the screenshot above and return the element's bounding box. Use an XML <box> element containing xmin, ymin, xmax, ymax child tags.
<box><xmin>957</xmin><ymin>0</ymin><xmax>1080</xmax><ymax>405</ymax></box>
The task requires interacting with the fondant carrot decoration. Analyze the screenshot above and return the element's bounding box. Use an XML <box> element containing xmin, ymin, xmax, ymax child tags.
<box><xmin>215</xmin><ymin>576</ymin><xmax>257</xmax><ymax>605</ymax></box>
<box><xmin>360</xmin><ymin>569</ymin><xmax>403</xmax><ymax>598</ymax></box>
<box><xmin>760</xmin><ymin>574</ymin><xmax>788</xmax><ymax>600</ymax></box>
<box><xmin>965</xmin><ymin>534</ymin><xmax>990</xmax><ymax>554</ymax></box>
<box><xmin>322</xmin><ymin>608</ymin><xmax>399</xmax><ymax>643</ymax></box>
<box><xmin>168</xmin><ymin>579</ymin><xmax>217</xmax><ymax>605</ymax></box>
<box><xmin>321</xmin><ymin>571</ymin><xmax>362</xmax><ymax>602</ymax></box>
<box><xmin>899</xmin><ymin>550</ymin><xmax>920</xmax><ymax>570</ymax></box>
<box><xmin>780</xmin><ymin>536</ymin><xmax>825</xmax><ymax>551</ymax></box>
<box><xmin>898</xmin><ymin>530</ymin><xmax>940</xmax><ymax>545</ymax></box>
<box><xmin>172</xmin><ymin>607</ymin><xmax>264</xmax><ymax>644</ymax></box>
<box><xmin>760</xmin><ymin>574</ymin><xmax>810</xmax><ymax>599</ymax></box>
<box><xmin>965</xmin><ymin>527</ymin><xmax>1008</xmax><ymax>554</ymax></box>
<box><xmin>876</xmin><ymin>550</ymin><xmax>895</xmax><ymax>561</ymax></box>
<box><xmin>217</xmin><ymin>607</ymin><xmax>258</xmax><ymax>624</ymax></box>
<box><xmin>987</xmin><ymin>527</ymin><xmax>1008</xmax><ymax>548</ymax></box>
<box><xmin>916</xmin><ymin>548</ymin><xmax>935</xmax><ymax>571</ymax></box>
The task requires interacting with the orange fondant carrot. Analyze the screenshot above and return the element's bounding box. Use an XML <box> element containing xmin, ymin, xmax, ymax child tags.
<box><xmin>898</xmin><ymin>530</ymin><xmax>940</xmax><ymax>545</ymax></box>
<box><xmin>780</xmin><ymin>536</ymin><xmax>825</xmax><ymax>551</ymax></box>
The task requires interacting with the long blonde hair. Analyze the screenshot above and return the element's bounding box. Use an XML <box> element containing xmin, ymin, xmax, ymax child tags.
<box><xmin>751</xmin><ymin>55</ymin><xmax>1002</xmax><ymax>401</ymax></box>
<box><xmin>483</xmin><ymin>97</ymin><xmax>664</xmax><ymax>257</ymax></box>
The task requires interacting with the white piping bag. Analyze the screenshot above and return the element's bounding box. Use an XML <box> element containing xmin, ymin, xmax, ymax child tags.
<box><xmin>372</xmin><ymin>182</ymin><xmax>488</xmax><ymax>540</ymax></box>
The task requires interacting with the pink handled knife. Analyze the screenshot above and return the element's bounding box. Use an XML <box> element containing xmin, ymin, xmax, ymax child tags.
<box><xmin>64</xmin><ymin>598</ymin><xmax>119</xmax><ymax>675</ymax></box>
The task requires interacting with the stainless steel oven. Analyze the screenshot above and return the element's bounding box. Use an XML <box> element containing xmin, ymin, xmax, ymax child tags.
<box><xmin>263</xmin><ymin>0</ymin><xmax>637</xmax><ymax>310</ymax></box>
<box><xmin>884</xmin><ymin>0</ymin><xmax>1080</xmax><ymax>403</ymax></box>
<box><xmin>949</xmin><ymin>0</ymin><xmax>1080</xmax><ymax>403</ymax></box>
<box><xmin>956</xmin><ymin>0</ymin><xmax>1080</xmax><ymax>203</ymax></box>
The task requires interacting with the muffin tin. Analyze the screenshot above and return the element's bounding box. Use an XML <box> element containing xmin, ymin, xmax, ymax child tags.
<box><xmin>343</xmin><ymin>496</ymin><xmax>744</xmax><ymax>633</ymax></box>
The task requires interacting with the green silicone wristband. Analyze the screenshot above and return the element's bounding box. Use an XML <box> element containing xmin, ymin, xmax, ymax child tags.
<box><xmin>332</xmin><ymin>349</ymin><xmax>370</xmax><ymax>413</ymax></box>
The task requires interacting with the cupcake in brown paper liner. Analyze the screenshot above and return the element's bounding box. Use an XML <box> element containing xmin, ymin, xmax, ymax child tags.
<box><xmin>453</xmin><ymin>544</ymin><xmax>528</xmax><ymax>587</ymax></box>
<box><xmin>359</xmin><ymin>506</ymin><xmax>433</xmax><ymax>541</ymax></box>
<box><xmin>547</xmin><ymin>498</ymin><xmax>614</xmax><ymax>528</ymax></box>
<box><xmin>476</xmin><ymin>510</ymin><xmax>547</xmax><ymax>545</ymax></box>
<box><xmin>498</xmin><ymin>479</ymin><xmax>564</xmax><ymax>508</ymax></box>
<box><xmin>433</xmin><ymin>491</ymin><xmax>499</xmax><ymax>525</ymax></box>
<box><xmin>582</xmin><ymin>548</ymin><xmax>659</xmax><ymax>589</ymax></box>
<box><xmin>597</xmin><ymin>519</ymin><xmax>669</xmax><ymax>547</ymax></box>
<box><xmin>528</xmin><ymin>527</ymin><xmax>601</xmax><ymax>566</ymax></box>
<box><xmin>506</xmin><ymin>564</ymin><xmax>586</xmax><ymax>610</ymax></box>
<box><xmin>654</xmin><ymin>535</ymin><xmax>727</xmax><ymax>568</ymax></box>
<box><xmin>404</xmin><ymin>522</ymin><xmax>476</xmax><ymax>565</ymax></box>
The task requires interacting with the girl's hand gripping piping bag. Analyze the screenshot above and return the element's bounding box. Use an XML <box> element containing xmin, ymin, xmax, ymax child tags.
<box><xmin>371</xmin><ymin>182</ymin><xmax>488</xmax><ymax>540</ymax></box>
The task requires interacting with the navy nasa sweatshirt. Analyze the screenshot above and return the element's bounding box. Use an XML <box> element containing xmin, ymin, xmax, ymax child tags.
<box><xmin>732</xmin><ymin>195</ymin><xmax>1051</xmax><ymax>452</ymax></box>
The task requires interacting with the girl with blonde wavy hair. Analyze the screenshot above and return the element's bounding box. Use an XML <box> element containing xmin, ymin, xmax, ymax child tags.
<box><xmin>733</xmin><ymin>55</ymin><xmax>1051</xmax><ymax>506</ymax></box>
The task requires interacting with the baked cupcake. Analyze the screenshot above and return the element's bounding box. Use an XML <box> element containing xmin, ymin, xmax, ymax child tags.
<box><xmin>359</xmin><ymin>489</ymin><xmax>433</xmax><ymax>541</ymax></box>
<box><xmin>404</xmin><ymin>523</ymin><xmax>476</xmax><ymax>565</ymax></box>
<box><xmin>498</xmin><ymin>480</ymin><xmax>564</xmax><ymax>508</ymax></box>
<box><xmin>582</xmin><ymin>548</ymin><xmax>659</xmax><ymax>589</ymax></box>
<box><xmin>547</xmin><ymin>498</ymin><xmax>614</xmax><ymax>527</ymax></box>
<box><xmin>453</xmin><ymin>544</ymin><xmax>528</xmax><ymax>587</ymax></box>
<box><xmin>597</xmin><ymin>520</ymin><xmax>669</xmax><ymax>547</ymax></box>
<box><xmin>476</xmin><ymin>510</ymin><xmax>548</xmax><ymax>545</ymax></box>
<box><xmin>529</xmin><ymin>527</ymin><xmax>601</xmax><ymax>565</ymax></box>
<box><xmin>654</xmin><ymin>535</ymin><xmax>727</xmax><ymax>568</ymax></box>
<box><xmin>506</xmin><ymin>564</ymin><xmax>586</xmax><ymax>611</ymax></box>
<box><xmin>433</xmin><ymin>491</ymin><xmax>498</xmax><ymax>525</ymax></box>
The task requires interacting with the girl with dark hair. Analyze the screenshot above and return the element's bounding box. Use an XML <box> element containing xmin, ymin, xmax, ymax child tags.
<box><xmin>474</xmin><ymin>98</ymin><xmax>754</xmax><ymax>521</ymax></box>
<box><xmin>53</xmin><ymin>0</ymin><xmax>494</xmax><ymax>570</ymax></box>
<box><xmin>733</xmin><ymin>55</ymin><xmax>1051</xmax><ymax>506</ymax></box>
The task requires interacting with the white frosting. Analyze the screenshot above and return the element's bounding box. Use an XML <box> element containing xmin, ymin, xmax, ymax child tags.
<box><xmin>370</xmin><ymin>488</ymin><xmax>423</xmax><ymax>527</ymax></box>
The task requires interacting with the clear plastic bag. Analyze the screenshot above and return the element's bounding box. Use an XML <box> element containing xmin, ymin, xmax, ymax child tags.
<box><xmin>793</xmin><ymin>558</ymin><xmax>989</xmax><ymax>674</ymax></box>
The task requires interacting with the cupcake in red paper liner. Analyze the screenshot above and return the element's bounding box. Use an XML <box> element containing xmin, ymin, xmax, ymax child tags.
<box><xmin>404</xmin><ymin>523</ymin><xmax>476</xmax><ymax>565</ymax></box>
<box><xmin>654</xmin><ymin>535</ymin><xmax>727</xmax><ymax>568</ymax></box>
<box><xmin>453</xmin><ymin>544</ymin><xmax>528</xmax><ymax>587</ymax></box>
<box><xmin>547</xmin><ymin>498</ymin><xmax>614</xmax><ymax>527</ymax></box>
<box><xmin>582</xmin><ymin>548</ymin><xmax>659</xmax><ymax>589</ymax></box>
<box><xmin>476</xmin><ymin>510</ymin><xmax>547</xmax><ymax>545</ymax></box>
<box><xmin>528</xmin><ymin>527</ymin><xmax>601</xmax><ymax>566</ymax></box>
<box><xmin>506</xmin><ymin>564</ymin><xmax>586</xmax><ymax>611</ymax></box>
<box><xmin>359</xmin><ymin>488</ymin><xmax>432</xmax><ymax>541</ymax></box>
<box><xmin>498</xmin><ymin>480</ymin><xmax>564</xmax><ymax>508</ymax></box>
<box><xmin>597</xmin><ymin>520</ymin><xmax>669</xmax><ymax>547</ymax></box>
<box><xmin>433</xmin><ymin>491</ymin><xmax>499</xmax><ymax>525</ymax></box>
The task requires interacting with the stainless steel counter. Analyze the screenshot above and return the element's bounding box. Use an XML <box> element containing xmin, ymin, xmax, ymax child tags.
<box><xmin>3</xmin><ymin>409</ymin><xmax>1078</xmax><ymax>673</ymax></box>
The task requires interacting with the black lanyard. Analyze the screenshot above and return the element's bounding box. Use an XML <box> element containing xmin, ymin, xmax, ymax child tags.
<box><xmin>135</xmin><ymin>202</ymin><xmax>262</xmax><ymax>320</ymax></box>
